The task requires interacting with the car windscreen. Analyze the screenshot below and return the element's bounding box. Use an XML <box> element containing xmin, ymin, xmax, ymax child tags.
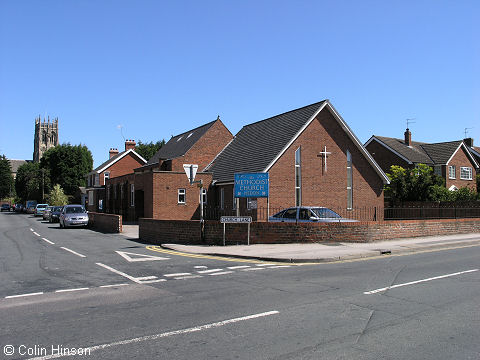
<box><xmin>65</xmin><ymin>207</ymin><xmax>85</xmax><ymax>214</ymax></box>
<box><xmin>311</xmin><ymin>208</ymin><xmax>341</xmax><ymax>219</ymax></box>
<box><xmin>54</xmin><ymin>207</ymin><xmax>63</xmax><ymax>212</ymax></box>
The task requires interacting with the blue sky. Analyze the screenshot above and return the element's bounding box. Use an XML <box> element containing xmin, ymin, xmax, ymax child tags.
<box><xmin>1</xmin><ymin>0</ymin><xmax>479</xmax><ymax>167</ymax></box>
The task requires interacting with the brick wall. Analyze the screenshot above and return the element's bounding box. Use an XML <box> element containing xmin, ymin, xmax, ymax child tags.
<box><xmin>365</xmin><ymin>139</ymin><xmax>411</xmax><ymax>173</ymax></box>
<box><xmin>139</xmin><ymin>218</ymin><xmax>480</xmax><ymax>245</ymax></box>
<box><xmin>88</xmin><ymin>212</ymin><xmax>122</xmax><ymax>233</ymax></box>
<box><xmin>446</xmin><ymin>146</ymin><xmax>477</xmax><ymax>190</ymax></box>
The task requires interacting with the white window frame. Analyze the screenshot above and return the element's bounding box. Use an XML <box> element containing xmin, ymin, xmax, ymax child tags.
<box><xmin>104</xmin><ymin>171</ymin><xmax>110</xmax><ymax>185</ymax></box>
<box><xmin>449</xmin><ymin>165</ymin><xmax>456</xmax><ymax>179</ymax></box>
<box><xmin>220</xmin><ymin>188</ymin><xmax>224</xmax><ymax>210</ymax></box>
<box><xmin>347</xmin><ymin>150</ymin><xmax>353</xmax><ymax>210</ymax></box>
<box><xmin>460</xmin><ymin>167</ymin><xmax>473</xmax><ymax>180</ymax></box>
<box><xmin>178</xmin><ymin>188</ymin><xmax>186</xmax><ymax>204</ymax></box>
<box><xmin>130</xmin><ymin>184</ymin><xmax>135</xmax><ymax>207</ymax></box>
<box><xmin>295</xmin><ymin>147</ymin><xmax>301</xmax><ymax>207</ymax></box>
<box><xmin>200</xmin><ymin>188</ymin><xmax>207</xmax><ymax>205</ymax></box>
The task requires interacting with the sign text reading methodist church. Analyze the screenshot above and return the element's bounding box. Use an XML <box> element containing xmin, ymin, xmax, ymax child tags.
<box><xmin>234</xmin><ymin>173</ymin><xmax>269</xmax><ymax>198</ymax></box>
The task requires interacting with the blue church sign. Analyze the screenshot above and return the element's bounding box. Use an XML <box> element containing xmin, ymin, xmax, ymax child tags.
<box><xmin>234</xmin><ymin>173</ymin><xmax>269</xmax><ymax>198</ymax></box>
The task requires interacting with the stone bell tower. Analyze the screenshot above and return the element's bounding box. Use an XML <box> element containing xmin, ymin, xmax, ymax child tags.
<box><xmin>33</xmin><ymin>116</ymin><xmax>59</xmax><ymax>162</ymax></box>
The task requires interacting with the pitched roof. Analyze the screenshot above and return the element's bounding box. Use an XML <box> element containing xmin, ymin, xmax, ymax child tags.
<box><xmin>207</xmin><ymin>100</ymin><xmax>389</xmax><ymax>184</ymax></box>
<box><xmin>8</xmin><ymin>159</ymin><xmax>30</xmax><ymax>173</ymax></box>
<box><xmin>206</xmin><ymin>101</ymin><xmax>326</xmax><ymax>182</ymax></box>
<box><xmin>368</xmin><ymin>136</ymin><xmax>479</xmax><ymax>167</ymax></box>
<box><xmin>146</xmin><ymin>120</ymin><xmax>217</xmax><ymax>165</ymax></box>
<box><xmin>89</xmin><ymin>149</ymin><xmax>147</xmax><ymax>175</ymax></box>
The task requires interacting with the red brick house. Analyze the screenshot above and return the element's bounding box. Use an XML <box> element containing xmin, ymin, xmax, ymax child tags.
<box><xmin>365</xmin><ymin>130</ymin><xmax>479</xmax><ymax>191</ymax></box>
<box><xmin>206</xmin><ymin>100</ymin><xmax>390</xmax><ymax>221</ymax></box>
<box><xmin>86</xmin><ymin>140</ymin><xmax>146</xmax><ymax>212</ymax></box>
<box><xmin>105</xmin><ymin>118</ymin><xmax>233</xmax><ymax>221</ymax></box>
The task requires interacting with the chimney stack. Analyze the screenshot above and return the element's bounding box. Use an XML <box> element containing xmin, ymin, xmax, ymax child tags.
<box><xmin>464</xmin><ymin>138</ymin><xmax>474</xmax><ymax>147</ymax></box>
<box><xmin>109</xmin><ymin>148</ymin><xmax>119</xmax><ymax>159</ymax></box>
<box><xmin>125</xmin><ymin>139</ymin><xmax>136</xmax><ymax>151</ymax></box>
<box><xmin>404</xmin><ymin>128</ymin><xmax>412</xmax><ymax>146</ymax></box>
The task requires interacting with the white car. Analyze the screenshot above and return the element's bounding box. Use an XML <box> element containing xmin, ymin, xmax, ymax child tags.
<box><xmin>268</xmin><ymin>206</ymin><xmax>357</xmax><ymax>223</ymax></box>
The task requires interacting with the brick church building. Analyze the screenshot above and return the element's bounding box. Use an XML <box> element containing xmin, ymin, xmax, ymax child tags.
<box><xmin>104</xmin><ymin>100</ymin><xmax>389</xmax><ymax>222</ymax></box>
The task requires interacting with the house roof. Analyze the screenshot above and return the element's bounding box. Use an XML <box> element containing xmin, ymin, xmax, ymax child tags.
<box><xmin>146</xmin><ymin>120</ymin><xmax>217</xmax><ymax>166</ymax></box>
<box><xmin>367</xmin><ymin>136</ymin><xmax>479</xmax><ymax>168</ymax></box>
<box><xmin>8</xmin><ymin>159</ymin><xmax>29</xmax><ymax>173</ymax></box>
<box><xmin>206</xmin><ymin>100</ymin><xmax>390</xmax><ymax>184</ymax></box>
<box><xmin>89</xmin><ymin>149</ymin><xmax>147</xmax><ymax>175</ymax></box>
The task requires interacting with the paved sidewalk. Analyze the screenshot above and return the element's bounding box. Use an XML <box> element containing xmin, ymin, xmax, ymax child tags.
<box><xmin>161</xmin><ymin>233</ymin><xmax>480</xmax><ymax>263</ymax></box>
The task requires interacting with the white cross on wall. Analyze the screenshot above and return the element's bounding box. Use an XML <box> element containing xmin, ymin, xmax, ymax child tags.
<box><xmin>318</xmin><ymin>146</ymin><xmax>332</xmax><ymax>172</ymax></box>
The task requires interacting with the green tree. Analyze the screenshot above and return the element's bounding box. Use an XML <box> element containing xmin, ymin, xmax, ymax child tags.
<box><xmin>135</xmin><ymin>140</ymin><xmax>165</xmax><ymax>161</ymax></box>
<box><xmin>40</xmin><ymin>144</ymin><xmax>93</xmax><ymax>197</ymax></box>
<box><xmin>385</xmin><ymin>164</ymin><xmax>444</xmax><ymax>202</ymax></box>
<box><xmin>0</xmin><ymin>155</ymin><xmax>14</xmax><ymax>199</ymax></box>
<box><xmin>15</xmin><ymin>162</ymin><xmax>43</xmax><ymax>202</ymax></box>
<box><xmin>47</xmin><ymin>184</ymin><xmax>69</xmax><ymax>205</ymax></box>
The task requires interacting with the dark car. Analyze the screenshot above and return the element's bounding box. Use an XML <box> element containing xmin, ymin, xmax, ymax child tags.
<box><xmin>269</xmin><ymin>206</ymin><xmax>358</xmax><ymax>223</ymax></box>
<box><xmin>1</xmin><ymin>204</ymin><xmax>10</xmax><ymax>212</ymax></box>
<box><xmin>59</xmin><ymin>205</ymin><xmax>88</xmax><ymax>228</ymax></box>
<box><xmin>49</xmin><ymin>206</ymin><xmax>63</xmax><ymax>223</ymax></box>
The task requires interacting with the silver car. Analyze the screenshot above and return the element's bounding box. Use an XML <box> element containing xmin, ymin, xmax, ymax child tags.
<box><xmin>268</xmin><ymin>206</ymin><xmax>357</xmax><ymax>223</ymax></box>
<box><xmin>59</xmin><ymin>205</ymin><xmax>89</xmax><ymax>228</ymax></box>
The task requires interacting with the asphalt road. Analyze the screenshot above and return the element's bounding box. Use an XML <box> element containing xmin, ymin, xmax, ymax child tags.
<box><xmin>1</xmin><ymin>211</ymin><xmax>479</xmax><ymax>360</ymax></box>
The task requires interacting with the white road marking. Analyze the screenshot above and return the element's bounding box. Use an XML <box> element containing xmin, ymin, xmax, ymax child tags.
<box><xmin>267</xmin><ymin>265</ymin><xmax>291</xmax><ymax>269</ymax></box>
<box><xmin>197</xmin><ymin>269</ymin><xmax>223</xmax><ymax>274</ymax></box>
<box><xmin>60</xmin><ymin>247</ymin><xmax>86</xmax><ymax>258</ymax></box>
<box><xmin>227</xmin><ymin>265</ymin><xmax>251</xmax><ymax>270</ymax></box>
<box><xmin>27</xmin><ymin>311</ymin><xmax>280</xmax><ymax>360</ymax></box>
<box><xmin>255</xmin><ymin>264</ymin><xmax>276</xmax><ymax>267</ymax></box>
<box><xmin>164</xmin><ymin>273</ymin><xmax>192</xmax><ymax>277</ymax></box>
<box><xmin>99</xmin><ymin>284</ymin><xmax>130</xmax><ymax>288</ymax></box>
<box><xmin>96</xmin><ymin>263</ymin><xmax>160</xmax><ymax>284</ymax></box>
<box><xmin>364</xmin><ymin>269</ymin><xmax>479</xmax><ymax>295</ymax></box>
<box><xmin>41</xmin><ymin>237</ymin><xmax>55</xmax><ymax>245</ymax></box>
<box><xmin>30</xmin><ymin>228</ymin><xmax>34</xmax><ymax>232</ymax></box>
<box><xmin>115</xmin><ymin>250</ymin><xmax>169</xmax><ymax>262</ymax></box>
<box><xmin>174</xmin><ymin>275</ymin><xmax>203</xmax><ymax>280</ymax></box>
<box><xmin>209</xmin><ymin>271</ymin><xmax>234</xmax><ymax>276</ymax></box>
<box><xmin>33</xmin><ymin>232</ymin><xmax>41</xmax><ymax>237</ymax></box>
<box><xmin>194</xmin><ymin>266</ymin><xmax>208</xmax><ymax>269</ymax></box>
<box><xmin>241</xmin><ymin>268</ymin><xmax>265</xmax><ymax>272</ymax></box>
<box><xmin>139</xmin><ymin>279</ymin><xmax>167</xmax><ymax>284</ymax></box>
<box><xmin>55</xmin><ymin>288</ymin><xmax>89</xmax><ymax>293</ymax></box>
<box><xmin>5</xmin><ymin>292</ymin><xmax>44</xmax><ymax>299</ymax></box>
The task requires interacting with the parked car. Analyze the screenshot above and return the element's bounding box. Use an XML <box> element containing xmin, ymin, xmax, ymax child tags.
<box><xmin>34</xmin><ymin>204</ymin><xmax>49</xmax><ymax>217</ymax></box>
<box><xmin>15</xmin><ymin>204</ymin><xmax>24</xmax><ymax>212</ymax></box>
<box><xmin>268</xmin><ymin>206</ymin><xmax>358</xmax><ymax>223</ymax></box>
<box><xmin>49</xmin><ymin>206</ymin><xmax>63</xmax><ymax>223</ymax></box>
<box><xmin>59</xmin><ymin>205</ymin><xmax>89</xmax><ymax>228</ymax></box>
<box><xmin>43</xmin><ymin>206</ymin><xmax>54</xmax><ymax>220</ymax></box>
<box><xmin>1</xmin><ymin>204</ymin><xmax>10</xmax><ymax>212</ymax></box>
<box><xmin>26</xmin><ymin>200</ymin><xmax>37</xmax><ymax>214</ymax></box>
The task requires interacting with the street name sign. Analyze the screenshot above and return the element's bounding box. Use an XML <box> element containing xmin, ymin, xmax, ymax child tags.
<box><xmin>220</xmin><ymin>216</ymin><xmax>252</xmax><ymax>224</ymax></box>
<box><xmin>234</xmin><ymin>173</ymin><xmax>269</xmax><ymax>198</ymax></box>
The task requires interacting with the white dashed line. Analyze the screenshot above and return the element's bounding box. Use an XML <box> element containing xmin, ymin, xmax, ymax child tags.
<box><xmin>241</xmin><ymin>268</ymin><xmax>265</xmax><ymax>272</ymax></box>
<box><xmin>209</xmin><ymin>271</ymin><xmax>234</xmax><ymax>276</ymax></box>
<box><xmin>100</xmin><ymin>284</ymin><xmax>130</xmax><ymax>288</ymax></box>
<box><xmin>5</xmin><ymin>292</ymin><xmax>44</xmax><ymax>299</ymax></box>
<box><xmin>255</xmin><ymin>264</ymin><xmax>276</xmax><ymax>267</ymax></box>
<box><xmin>27</xmin><ymin>311</ymin><xmax>280</xmax><ymax>360</ymax></box>
<box><xmin>267</xmin><ymin>265</ymin><xmax>291</xmax><ymax>269</ymax></box>
<box><xmin>33</xmin><ymin>232</ymin><xmax>41</xmax><ymax>237</ymax></box>
<box><xmin>364</xmin><ymin>269</ymin><xmax>479</xmax><ymax>295</ymax></box>
<box><xmin>55</xmin><ymin>288</ymin><xmax>89</xmax><ymax>293</ymax></box>
<box><xmin>60</xmin><ymin>247</ymin><xmax>86</xmax><ymax>258</ymax></box>
<box><xmin>197</xmin><ymin>269</ymin><xmax>223</xmax><ymax>274</ymax></box>
<box><xmin>194</xmin><ymin>266</ymin><xmax>208</xmax><ymax>269</ymax></box>
<box><xmin>30</xmin><ymin>228</ymin><xmax>34</xmax><ymax>232</ymax></box>
<box><xmin>227</xmin><ymin>265</ymin><xmax>251</xmax><ymax>270</ymax></box>
<box><xmin>41</xmin><ymin>237</ymin><xmax>55</xmax><ymax>245</ymax></box>
<box><xmin>174</xmin><ymin>275</ymin><xmax>203</xmax><ymax>280</ymax></box>
<box><xmin>164</xmin><ymin>273</ymin><xmax>192</xmax><ymax>277</ymax></box>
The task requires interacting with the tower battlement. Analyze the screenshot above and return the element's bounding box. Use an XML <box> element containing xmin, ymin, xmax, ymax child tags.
<box><xmin>33</xmin><ymin>116</ymin><xmax>59</xmax><ymax>162</ymax></box>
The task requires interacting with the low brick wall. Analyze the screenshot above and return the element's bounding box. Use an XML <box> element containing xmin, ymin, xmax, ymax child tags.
<box><xmin>88</xmin><ymin>212</ymin><xmax>122</xmax><ymax>233</ymax></box>
<box><xmin>139</xmin><ymin>218</ymin><xmax>480</xmax><ymax>245</ymax></box>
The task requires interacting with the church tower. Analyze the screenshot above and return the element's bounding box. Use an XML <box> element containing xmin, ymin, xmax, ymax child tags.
<box><xmin>33</xmin><ymin>116</ymin><xmax>59</xmax><ymax>162</ymax></box>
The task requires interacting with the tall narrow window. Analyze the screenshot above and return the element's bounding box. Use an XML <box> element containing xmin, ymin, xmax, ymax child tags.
<box><xmin>295</xmin><ymin>147</ymin><xmax>301</xmax><ymax>206</ymax></box>
<box><xmin>347</xmin><ymin>150</ymin><xmax>353</xmax><ymax>210</ymax></box>
<box><xmin>449</xmin><ymin>166</ymin><xmax>456</xmax><ymax>179</ymax></box>
<box><xmin>104</xmin><ymin>171</ymin><xmax>110</xmax><ymax>185</ymax></box>
<box><xmin>220</xmin><ymin>188</ymin><xmax>224</xmax><ymax>210</ymax></box>
<box><xmin>178</xmin><ymin>189</ymin><xmax>186</xmax><ymax>204</ymax></box>
<box><xmin>130</xmin><ymin>184</ymin><xmax>135</xmax><ymax>207</ymax></box>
